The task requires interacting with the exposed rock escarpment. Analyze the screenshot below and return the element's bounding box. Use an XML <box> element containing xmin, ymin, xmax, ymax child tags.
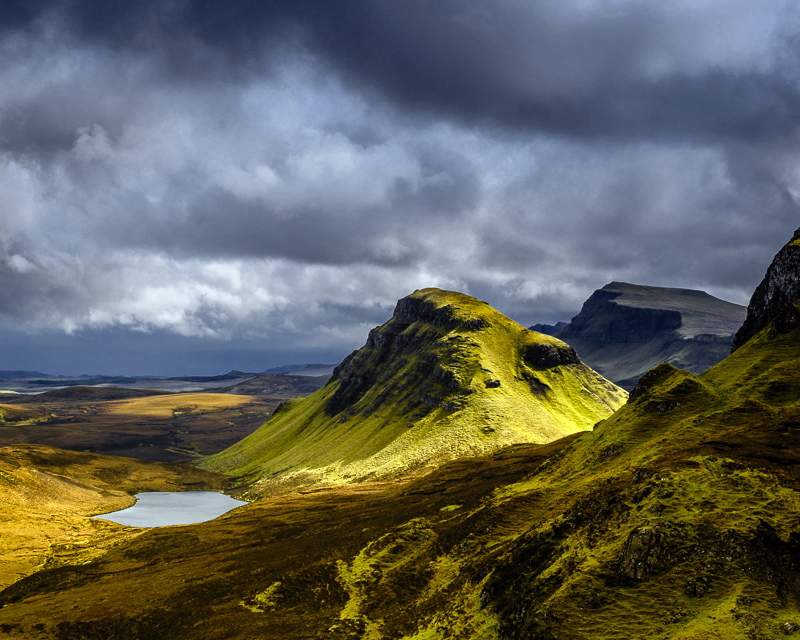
<box><xmin>522</xmin><ymin>343</ymin><xmax>580</xmax><ymax>368</ymax></box>
<box><xmin>558</xmin><ymin>288</ymin><xmax>683</xmax><ymax>344</ymax></box>
<box><xmin>392</xmin><ymin>296</ymin><xmax>489</xmax><ymax>332</ymax></box>
<box><xmin>536</xmin><ymin>282</ymin><xmax>746</xmax><ymax>389</ymax></box>
<box><xmin>732</xmin><ymin>227</ymin><xmax>800</xmax><ymax>350</ymax></box>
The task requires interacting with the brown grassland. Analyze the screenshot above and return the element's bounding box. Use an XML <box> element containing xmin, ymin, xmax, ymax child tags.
<box><xmin>0</xmin><ymin>391</ymin><xmax>278</xmax><ymax>461</ymax></box>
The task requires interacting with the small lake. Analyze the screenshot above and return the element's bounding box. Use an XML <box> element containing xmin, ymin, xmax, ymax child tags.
<box><xmin>92</xmin><ymin>491</ymin><xmax>248</xmax><ymax>528</ymax></box>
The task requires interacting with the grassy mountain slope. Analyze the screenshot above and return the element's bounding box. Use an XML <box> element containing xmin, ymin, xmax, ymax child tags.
<box><xmin>3</xmin><ymin>307</ymin><xmax>800</xmax><ymax>640</ymax></box>
<box><xmin>201</xmin><ymin>288</ymin><xmax>626</xmax><ymax>489</ymax></box>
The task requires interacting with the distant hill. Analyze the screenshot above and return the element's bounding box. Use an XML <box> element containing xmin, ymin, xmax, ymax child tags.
<box><xmin>264</xmin><ymin>363</ymin><xmax>338</xmax><ymax>376</ymax></box>
<box><xmin>164</xmin><ymin>370</ymin><xmax>257</xmax><ymax>383</ymax></box>
<box><xmin>4</xmin><ymin>386</ymin><xmax>165</xmax><ymax>403</ymax></box>
<box><xmin>0</xmin><ymin>371</ymin><xmax>261</xmax><ymax>394</ymax></box>
<box><xmin>0</xmin><ymin>371</ymin><xmax>51</xmax><ymax>380</ymax></box>
<box><xmin>528</xmin><ymin>321</ymin><xmax>568</xmax><ymax>336</ymax></box>
<box><xmin>201</xmin><ymin>288</ymin><xmax>626</xmax><ymax>490</ymax></box>
<box><xmin>214</xmin><ymin>373</ymin><xmax>330</xmax><ymax>397</ymax></box>
<box><xmin>535</xmin><ymin>282</ymin><xmax>746</xmax><ymax>389</ymax></box>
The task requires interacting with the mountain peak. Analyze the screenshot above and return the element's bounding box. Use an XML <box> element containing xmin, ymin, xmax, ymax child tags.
<box><xmin>391</xmin><ymin>288</ymin><xmax>492</xmax><ymax>332</ymax></box>
<box><xmin>732</xmin><ymin>228</ymin><xmax>800</xmax><ymax>350</ymax></box>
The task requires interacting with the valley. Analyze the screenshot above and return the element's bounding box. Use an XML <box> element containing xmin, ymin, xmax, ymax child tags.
<box><xmin>0</xmin><ymin>445</ymin><xmax>227</xmax><ymax>594</ymax></box>
<box><xmin>1</xmin><ymin>230</ymin><xmax>800</xmax><ymax>639</ymax></box>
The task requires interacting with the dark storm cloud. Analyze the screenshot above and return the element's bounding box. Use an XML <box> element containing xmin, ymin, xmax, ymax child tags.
<box><xmin>7</xmin><ymin>1</ymin><xmax>800</xmax><ymax>141</ymax></box>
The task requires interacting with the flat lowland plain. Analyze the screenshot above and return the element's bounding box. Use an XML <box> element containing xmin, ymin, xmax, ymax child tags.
<box><xmin>0</xmin><ymin>391</ymin><xmax>279</xmax><ymax>462</ymax></box>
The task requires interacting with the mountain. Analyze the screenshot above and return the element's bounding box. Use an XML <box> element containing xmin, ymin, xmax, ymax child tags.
<box><xmin>4</xmin><ymin>232</ymin><xmax>800</xmax><ymax>638</ymax></box>
<box><xmin>284</xmin><ymin>364</ymin><xmax>338</xmax><ymax>377</ymax></box>
<box><xmin>529</xmin><ymin>321</ymin><xmax>569</xmax><ymax>336</ymax></box>
<box><xmin>543</xmin><ymin>282</ymin><xmax>746</xmax><ymax>389</ymax></box>
<box><xmin>0</xmin><ymin>371</ymin><xmax>50</xmax><ymax>380</ymax></box>
<box><xmin>201</xmin><ymin>288</ymin><xmax>627</xmax><ymax>490</ymax></box>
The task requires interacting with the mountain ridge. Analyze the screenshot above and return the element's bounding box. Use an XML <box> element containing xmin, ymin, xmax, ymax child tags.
<box><xmin>543</xmin><ymin>281</ymin><xmax>746</xmax><ymax>389</ymax></box>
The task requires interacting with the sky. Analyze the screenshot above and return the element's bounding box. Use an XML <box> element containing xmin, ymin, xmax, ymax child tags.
<box><xmin>1</xmin><ymin>0</ymin><xmax>799</xmax><ymax>376</ymax></box>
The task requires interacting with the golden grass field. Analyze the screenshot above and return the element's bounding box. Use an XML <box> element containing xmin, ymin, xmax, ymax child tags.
<box><xmin>0</xmin><ymin>391</ymin><xmax>279</xmax><ymax>461</ymax></box>
<box><xmin>104</xmin><ymin>393</ymin><xmax>262</xmax><ymax>418</ymax></box>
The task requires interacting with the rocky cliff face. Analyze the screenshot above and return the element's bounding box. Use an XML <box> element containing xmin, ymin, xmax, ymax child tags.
<box><xmin>325</xmin><ymin>295</ymin><xmax>491</xmax><ymax>417</ymax></box>
<box><xmin>538</xmin><ymin>282</ymin><xmax>746</xmax><ymax>389</ymax></box>
<box><xmin>557</xmin><ymin>286</ymin><xmax>684</xmax><ymax>344</ymax></box>
<box><xmin>732</xmin><ymin>227</ymin><xmax>800</xmax><ymax>350</ymax></box>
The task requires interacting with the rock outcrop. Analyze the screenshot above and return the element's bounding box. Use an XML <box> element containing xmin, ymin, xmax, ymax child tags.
<box><xmin>732</xmin><ymin>227</ymin><xmax>800</xmax><ymax>350</ymax></box>
<box><xmin>535</xmin><ymin>282</ymin><xmax>746</xmax><ymax>389</ymax></box>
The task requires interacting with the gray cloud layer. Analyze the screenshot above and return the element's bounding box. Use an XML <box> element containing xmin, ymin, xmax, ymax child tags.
<box><xmin>0</xmin><ymin>0</ymin><xmax>798</xmax><ymax>374</ymax></box>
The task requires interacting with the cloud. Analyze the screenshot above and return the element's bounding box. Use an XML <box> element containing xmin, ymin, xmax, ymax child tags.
<box><xmin>0</xmin><ymin>1</ymin><xmax>798</xmax><ymax>373</ymax></box>
<box><xmin>7</xmin><ymin>1</ymin><xmax>800</xmax><ymax>139</ymax></box>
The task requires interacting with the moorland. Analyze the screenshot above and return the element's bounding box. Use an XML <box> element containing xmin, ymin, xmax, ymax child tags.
<box><xmin>1</xmin><ymin>230</ymin><xmax>800</xmax><ymax>639</ymax></box>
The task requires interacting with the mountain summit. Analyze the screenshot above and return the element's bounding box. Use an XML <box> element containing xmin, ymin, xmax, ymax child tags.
<box><xmin>202</xmin><ymin>288</ymin><xmax>626</xmax><ymax>491</ymax></box>
<box><xmin>546</xmin><ymin>282</ymin><xmax>746</xmax><ymax>389</ymax></box>
<box><xmin>733</xmin><ymin>227</ymin><xmax>800</xmax><ymax>350</ymax></box>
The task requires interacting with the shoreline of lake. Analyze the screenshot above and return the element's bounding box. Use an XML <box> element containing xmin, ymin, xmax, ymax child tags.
<box><xmin>92</xmin><ymin>491</ymin><xmax>248</xmax><ymax>528</ymax></box>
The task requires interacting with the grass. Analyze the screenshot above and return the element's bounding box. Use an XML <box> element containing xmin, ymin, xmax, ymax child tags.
<box><xmin>105</xmin><ymin>393</ymin><xmax>259</xmax><ymax>418</ymax></box>
<box><xmin>0</xmin><ymin>444</ymin><xmax>227</xmax><ymax>593</ymax></box>
<box><xmin>7</xmin><ymin>275</ymin><xmax>800</xmax><ymax>638</ymax></box>
<box><xmin>0</xmin><ymin>404</ymin><xmax>44</xmax><ymax>426</ymax></box>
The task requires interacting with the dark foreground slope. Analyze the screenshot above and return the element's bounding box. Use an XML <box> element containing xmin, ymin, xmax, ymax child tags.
<box><xmin>549</xmin><ymin>282</ymin><xmax>746</xmax><ymax>389</ymax></box>
<box><xmin>201</xmin><ymin>288</ymin><xmax>626</xmax><ymax>491</ymax></box>
<box><xmin>2</xmin><ymin>232</ymin><xmax>800</xmax><ymax>639</ymax></box>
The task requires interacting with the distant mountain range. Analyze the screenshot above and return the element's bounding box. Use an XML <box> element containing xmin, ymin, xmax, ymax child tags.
<box><xmin>0</xmin><ymin>371</ymin><xmax>50</xmax><ymax>379</ymax></box>
<box><xmin>0</xmin><ymin>365</ymin><xmax>335</xmax><ymax>396</ymax></box>
<box><xmin>263</xmin><ymin>363</ymin><xmax>338</xmax><ymax>376</ymax></box>
<box><xmin>532</xmin><ymin>282</ymin><xmax>747</xmax><ymax>389</ymax></box>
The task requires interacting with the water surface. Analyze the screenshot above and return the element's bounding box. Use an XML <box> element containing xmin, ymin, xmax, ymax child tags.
<box><xmin>93</xmin><ymin>491</ymin><xmax>247</xmax><ymax>527</ymax></box>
